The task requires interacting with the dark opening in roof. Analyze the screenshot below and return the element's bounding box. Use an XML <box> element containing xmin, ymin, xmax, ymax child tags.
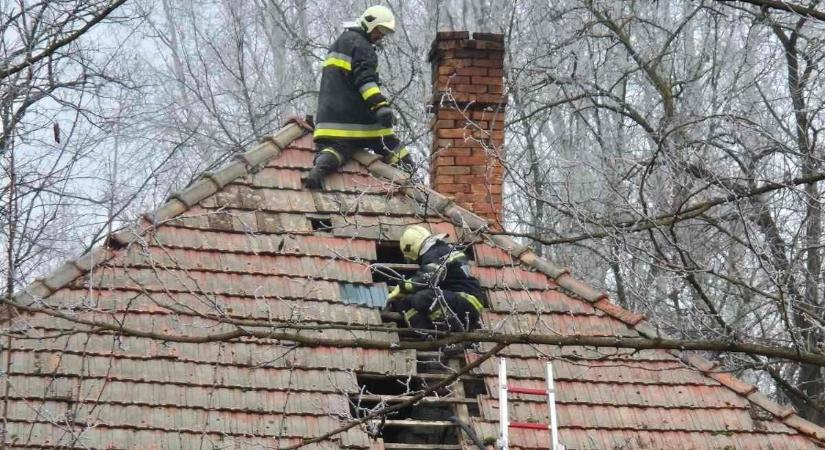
<box><xmin>372</xmin><ymin>241</ymin><xmax>418</xmax><ymax>286</ymax></box>
<box><xmin>376</xmin><ymin>240</ymin><xmax>406</xmax><ymax>264</ymax></box>
<box><xmin>309</xmin><ymin>215</ymin><xmax>333</xmax><ymax>233</ymax></box>
<box><xmin>352</xmin><ymin>374</ymin><xmax>462</xmax><ymax>446</ymax></box>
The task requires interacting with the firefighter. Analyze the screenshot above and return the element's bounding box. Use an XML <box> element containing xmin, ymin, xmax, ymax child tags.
<box><xmin>303</xmin><ymin>5</ymin><xmax>414</xmax><ymax>190</ymax></box>
<box><xmin>386</xmin><ymin>225</ymin><xmax>487</xmax><ymax>332</ymax></box>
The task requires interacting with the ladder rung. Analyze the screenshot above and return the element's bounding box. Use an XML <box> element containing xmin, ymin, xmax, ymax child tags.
<box><xmin>510</xmin><ymin>421</ymin><xmax>549</xmax><ymax>431</ymax></box>
<box><xmin>507</xmin><ymin>385</ymin><xmax>546</xmax><ymax>396</ymax></box>
<box><xmin>383</xmin><ymin>419</ymin><xmax>456</xmax><ymax>427</ymax></box>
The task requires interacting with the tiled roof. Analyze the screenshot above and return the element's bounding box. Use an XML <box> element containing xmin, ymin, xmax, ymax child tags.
<box><xmin>3</xmin><ymin>121</ymin><xmax>825</xmax><ymax>449</ymax></box>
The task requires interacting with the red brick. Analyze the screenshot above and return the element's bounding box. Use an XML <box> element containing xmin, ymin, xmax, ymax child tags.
<box><xmin>477</xmin><ymin>94</ymin><xmax>505</xmax><ymax>103</ymax></box>
<box><xmin>433</xmin><ymin>138</ymin><xmax>456</xmax><ymax>148</ymax></box>
<box><xmin>435</xmin><ymin>183</ymin><xmax>470</xmax><ymax>193</ymax></box>
<box><xmin>449</xmin><ymin>139</ymin><xmax>481</xmax><ymax>148</ymax></box>
<box><xmin>470</xmin><ymin>110</ymin><xmax>503</xmax><ymax>120</ymax></box>
<box><xmin>477</xmin><ymin>184</ymin><xmax>502</xmax><ymax>195</ymax></box>
<box><xmin>455</xmin><ymin>67</ymin><xmax>488</xmax><ymax>77</ymax></box>
<box><xmin>456</xmin><ymin>155</ymin><xmax>488</xmax><ymax>165</ymax></box>
<box><xmin>432</xmin><ymin>119</ymin><xmax>455</xmax><ymax>129</ymax></box>
<box><xmin>468</xmin><ymin>129</ymin><xmax>504</xmax><ymax>141</ymax></box>
<box><xmin>487</xmin><ymin>68</ymin><xmax>504</xmax><ymax>77</ymax></box>
<box><xmin>439</xmin><ymin>166</ymin><xmax>471</xmax><ymax>175</ymax></box>
<box><xmin>448</xmin><ymin>93</ymin><xmax>478</xmax><ymax>103</ymax></box>
<box><xmin>436</xmin><ymin>110</ymin><xmax>471</xmax><ymax>120</ymax></box>
<box><xmin>466</xmin><ymin>175</ymin><xmax>490</xmax><ymax>184</ymax></box>
<box><xmin>432</xmin><ymin>175</ymin><xmax>454</xmax><ymax>185</ymax></box>
<box><xmin>444</xmin><ymin>75</ymin><xmax>471</xmax><ymax>85</ymax></box>
<box><xmin>470</xmin><ymin>148</ymin><xmax>490</xmax><ymax>157</ymax></box>
<box><xmin>432</xmin><ymin>156</ymin><xmax>455</xmax><ymax>166</ymax></box>
<box><xmin>488</xmin><ymin>84</ymin><xmax>504</xmax><ymax>95</ymax></box>
<box><xmin>471</xmin><ymin>203</ymin><xmax>495</xmax><ymax>214</ymax></box>
<box><xmin>456</xmin><ymin>84</ymin><xmax>487</xmax><ymax>94</ymax></box>
<box><xmin>437</xmin><ymin>147</ymin><xmax>471</xmax><ymax>157</ymax></box>
<box><xmin>472</xmin><ymin>76</ymin><xmax>502</xmax><ymax>85</ymax></box>
<box><xmin>475</xmin><ymin>58</ymin><xmax>503</xmax><ymax>68</ymax></box>
<box><xmin>435</xmin><ymin>148</ymin><xmax>470</xmax><ymax>157</ymax></box>
<box><xmin>438</xmin><ymin>66</ymin><xmax>457</xmax><ymax>76</ymax></box>
<box><xmin>437</xmin><ymin>128</ymin><xmax>468</xmax><ymax>139</ymax></box>
<box><xmin>471</xmin><ymin>129</ymin><xmax>493</xmax><ymax>139</ymax></box>
<box><xmin>452</xmin><ymin>192</ymin><xmax>477</xmax><ymax>202</ymax></box>
<box><xmin>437</xmin><ymin>58</ymin><xmax>472</xmax><ymax>69</ymax></box>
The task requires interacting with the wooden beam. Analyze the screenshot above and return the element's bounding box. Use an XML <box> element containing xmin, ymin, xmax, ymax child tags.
<box><xmin>349</xmin><ymin>394</ymin><xmax>477</xmax><ymax>405</ymax></box>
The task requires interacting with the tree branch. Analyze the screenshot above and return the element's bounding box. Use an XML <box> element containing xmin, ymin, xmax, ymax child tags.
<box><xmin>0</xmin><ymin>0</ymin><xmax>130</xmax><ymax>80</ymax></box>
<box><xmin>8</xmin><ymin>300</ymin><xmax>825</xmax><ymax>368</ymax></box>
<box><xmin>496</xmin><ymin>170</ymin><xmax>825</xmax><ymax>246</ymax></box>
<box><xmin>715</xmin><ymin>0</ymin><xmax>825</xmax><ymax>22</ymax></box>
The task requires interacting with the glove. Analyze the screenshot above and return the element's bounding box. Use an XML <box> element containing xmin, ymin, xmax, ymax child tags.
<box><xmin>375</xmin><ymin>106</ymin><xmax>395</xmax><ymax>128</ymax></box>
<box><xmin>388</xmin><ymin>285</ymin><xmax>403</xmax><ymax>301</ymax></box>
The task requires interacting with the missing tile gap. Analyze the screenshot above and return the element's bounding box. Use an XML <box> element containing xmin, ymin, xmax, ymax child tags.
<box><xmin>309</xmin><ymin>216</ymin><xmax>333</xmax><ymax>232</ymax></box>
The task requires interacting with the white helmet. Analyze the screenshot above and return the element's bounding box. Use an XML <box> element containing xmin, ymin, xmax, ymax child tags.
<box><xmin>399</xmin><ymin>225</ymin><xmax>431</xmax><ymax>261</ymax></box>
<box><xmin>359</xmin><ymin>5</ymin><xmax>396</xmax><ymax>34</ymax></box>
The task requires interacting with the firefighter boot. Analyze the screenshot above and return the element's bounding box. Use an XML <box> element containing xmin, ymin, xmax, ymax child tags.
<box><xmin>302</xmin><ymin>150</ymin><xmax>340</xmax><ymax>190</ymax></box>
<box><xmin>384</xmin><ymin>146</ymin><xmax>414</xmax><ymax>174</ymax></box>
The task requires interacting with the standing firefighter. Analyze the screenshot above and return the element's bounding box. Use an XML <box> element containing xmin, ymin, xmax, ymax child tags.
<box><xmin>386</xmin><ymin>225</ymin><xmax>487</xmax><ymax>332</ymax></box>
<box><xmin>303</xmin><ymin>5</ymin><xmax>413</xmax><ymax>190</ymax></box>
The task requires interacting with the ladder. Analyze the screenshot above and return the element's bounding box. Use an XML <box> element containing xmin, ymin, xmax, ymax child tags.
<box><xmin>497</xmin><ymin>358</ymin><xmax>564</xmax><ymax>450</ymax></box>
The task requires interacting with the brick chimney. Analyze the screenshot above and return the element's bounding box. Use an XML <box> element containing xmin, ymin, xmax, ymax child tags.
<box><xmin>428</xmin><ymin>31</ymin><xmax>505</xmax><ymax>228</ymax></box>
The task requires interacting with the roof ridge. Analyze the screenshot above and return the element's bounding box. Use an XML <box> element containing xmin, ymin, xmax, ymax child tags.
<box><xmin>352</xmin><ymin>149</ymin><xmax>825</xmax><ymax>444</ymax></box>
<box><xmin>8</xmin><ymin>121</ymin><xmax>307</xmax><ymax>310</ymax></box>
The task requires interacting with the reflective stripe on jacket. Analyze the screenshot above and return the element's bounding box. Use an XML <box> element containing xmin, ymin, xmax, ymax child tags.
<box><xmin>314</xmin><ymin>28</ymin><xmax>391</xmax><ymax>140</ymax></box>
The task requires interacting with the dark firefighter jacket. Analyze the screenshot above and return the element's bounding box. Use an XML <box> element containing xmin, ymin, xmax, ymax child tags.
<box><xmin>314</xmin><ymin>27</ymin><xmax>392</xmax><ymax>140</ymax></box>
<box><xmin>399</xmin><ymin>240</ymin><xmax>487</xmax><ymax>311</ymax></box>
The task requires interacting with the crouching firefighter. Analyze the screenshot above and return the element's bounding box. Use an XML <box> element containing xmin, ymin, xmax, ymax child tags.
<box><xmin>303</xmin><ymin>5</ymin><xmax>414</xmax><ymax>190</ymax></box>
<box><xmin>386</xmin><ymin>225</ymin><xmax>487</xmax><ymax>332</ymax></box>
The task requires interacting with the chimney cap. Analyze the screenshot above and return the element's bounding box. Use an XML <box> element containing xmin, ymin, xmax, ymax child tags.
<box><xmin>435</xmin><ymin>31</ymin><xmax>470</xmax><ymax>41</ymax></box>
<box><xmin>473</xmin><ymin>32</ymin><xmax>504</xmax><ymax>43</ymax></box>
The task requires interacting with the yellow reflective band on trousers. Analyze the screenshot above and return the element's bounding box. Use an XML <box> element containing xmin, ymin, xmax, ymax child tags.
<box><xmin>446</xmin><ymin>251</ymin><xmax>466</xmax><ymax>263</ymax></box>
<box><xmin>387</xmin><ymin>146</ymin><xmax>409</xmax><ymax>164</ymax></box>
<box><xmin>322</xmin><ymin>57</ymin><xmax>351</xmax><ymax>71</ymax></box>
<box><xmin>404</xmin><ymin>309</ymin><xmax>418</xmax><ymax>321</ymax></box>
<box><xmin>314</xmin><ymin>127</ymin><xmax>394</xmax><ymax>139</ymax></box>
<box><xmin>320</xmin><ymin>147</ymin><xmax>343</xmax><ymax>165</ymax></box>
<box><xmin>361</xmin><ymin>86</ymin><xmax>382</xmax><ymax>101</ymax></box>
<box><xmin>458</xmin><ymin>293</ymin><xmax>484</xmax><ymax>312</ymax></box>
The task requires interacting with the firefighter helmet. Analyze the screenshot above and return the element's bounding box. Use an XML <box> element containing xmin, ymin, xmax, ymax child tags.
<box><xmin>400</xmin><ymin>225</ymin><xmax>431</xmax><ymax>261</ymax></box>
<box><xmin>359</xmin><ymin>5</ymin><xmax>396</xmax><ymax>34</ymax></box>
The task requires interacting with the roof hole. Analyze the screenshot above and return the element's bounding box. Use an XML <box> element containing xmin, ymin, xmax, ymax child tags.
<box><xmin>458</xmin><ymin>242</ymin><xmax>475</xmax><ymax>261</ymax></box>
<box><xmin>351</xmin><ymin>374</ymin><xmax>461</xmax><ymax>445</ymax></box>
<box><xmin>372</xmin><ymin>241</ymin><xmax>418</xmax><ymax>286</ymax></box>
<box><xmin>309</xmin><ymin>216</ymin><xmax>333</xmax><ymax>233</ymax></box>
<box><xmin>105</xmin><ymin>234</ymin><xmax>127</xmax><ymax>250</ymax></box>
